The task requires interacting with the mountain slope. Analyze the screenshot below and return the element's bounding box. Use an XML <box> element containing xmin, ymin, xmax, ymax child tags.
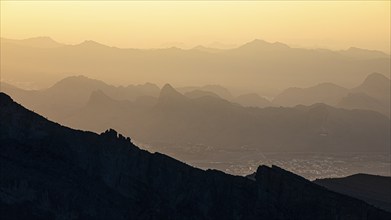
<box><xmin>315</xmin><ymin>174</ymin><xmax>391</xmax><ymax>212</ymax></box>
<box><xmin>273</xmin><ymin>73</ymin><xmax>390</xmax><ymax>117</ymax></box>
<box><xmin>1</xmin><ymin>92</ymin><xmax>389</xmax><ymax>219</ymax></box>
<box><xmin>337</xmin><ymin>93</ymin><xmax>389</xmax><ymax>117</ymax></box>
<box><xmin>273</xmin><ymin>83</ymin><xmax>349</xmax><ymax>106</ymax></box>
<box><xmin>234</xmin><ymin>93</ymin><xmax>273</xmax><ymax>108</ymax></box>
<box><xmin>1</xmin><ymin>36</ymin><xmax>64</xmax><ymax>48</ymax></box>
<box><xmin>63</xmin><ymin>87</ymin><xmax>390</xmax><ymax>153</ymax></box>
<box><xmin>1</xmin><ymin>76</ymin><xmax>160</xmax><ymax>121</ymax></box>
<box><xmin>352</xmin><ymin>73</ymin><xmax>390</xmax><ymax>102</ymax></box>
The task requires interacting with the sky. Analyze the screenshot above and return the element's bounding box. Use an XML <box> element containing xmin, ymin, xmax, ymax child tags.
<box><xmin>1</xmin><ymin>1</ymin><xmax>390</xmax><ymax>52</ymax></box>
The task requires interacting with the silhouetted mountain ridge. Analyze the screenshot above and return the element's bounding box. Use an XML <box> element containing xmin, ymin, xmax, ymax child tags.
<box><xmin>1</xmin><ymin>92</ymin><xmax>389</xmax><ymax>219</ymax></box>
<box><xmin>315</xmin><ymin>174</ymin><xmax>391</xmax><ymax>212</ymax></box>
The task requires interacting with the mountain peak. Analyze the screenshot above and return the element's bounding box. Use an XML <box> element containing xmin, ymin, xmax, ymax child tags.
<box><xmin>160</xmin><ymin>84</ymin><xmax>181</xmax><ymax>96</ymax></box>
<box><xmin>0</xmin><ymin>92</ymin><xmax>13</xmax><ymax>107</ymax></box>
<box><xmin>365</xmin><ymin>72</ymin><xmax>390</xmax><ymax>83</ymax></box>
<box><xmin>51</xmin><ymin>75</ymin><xmax>93</xmax><ymax>88</ymax></box>
<box><xmin>353</xmin><ymin>73</ymin><xmax>391</xmax><ymax>99</ymax></box>
<box><xmin>158</xmin><ymin>84</ymin><xmax>187</xmax><ymax>103</ymax></box>
<box><xmin>239</xmin><ymin>39</ymin><xmax>289</xmax><ymax>50</ymax></box>
<box><xmin>76</xmin><ymin>40</ymin><xmax>109</xmax><ymax>48</ymax></box>
<box><xmin>50</xmin><ymin>75</ymin><xmax>108</xmax><ymax>91</ymax></box>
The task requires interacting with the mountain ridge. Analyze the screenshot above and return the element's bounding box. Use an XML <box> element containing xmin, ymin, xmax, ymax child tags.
<box><xmin>2</xmin><ymin>37</ymin><xmax>389</xmax><ymax>92</ymax></box>
<box><xmin>1</xmin><ymin>92</ymin><xmax>390</xmax><ymax>219</ymax></box>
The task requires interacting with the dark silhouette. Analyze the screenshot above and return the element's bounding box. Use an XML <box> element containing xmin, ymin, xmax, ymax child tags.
<box><xmin>1</xmin><ymin>92</ymin><xmax>390</xmax><ymax>219</ymax></box>
<box><xmin>315</xmin><ymin>174</ymin><xmax>391</xmax><ymax>212</ymax></box>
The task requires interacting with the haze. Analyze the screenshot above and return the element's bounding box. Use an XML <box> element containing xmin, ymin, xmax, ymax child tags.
<box><xmin>1</xmin><ymin>1</ymin><xmax>390</xmax><ymax>52</ymax></box>
<box><xmin>0</xmin><ymin>0</ymin><xmax>390</xmax><ymax>178</ymax></box>
<box><xmin>1</xmin><ymin>2</ymin><xmax>391</xmax><ymax>216</ymax></box>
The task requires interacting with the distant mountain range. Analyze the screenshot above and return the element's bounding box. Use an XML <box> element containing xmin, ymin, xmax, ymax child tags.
<box><xmin>273</xmin><ymin>73</ymin><xmax>390</xmax><ymax>117</ymax></box>
<box><xmin>3</xmin><ymin>76</ymin><xmax>389</xmax><ymax>153</ymax></box>
<box><xmin>1</xmin><ymin>37</ymin><xmax>389</xmax><ymax>93</ymax></box>
<box><xmin>1</xmin><ymin>76</ymin><xmax>160</xmax><ymax>120</ymax></box>
<box><xmin>1</xmin><ymin>92</ymin><xmax>389</xmax><ymax>219</ymax></box>
<box><xmin>315</xmin><ymin>174</ymin><xmax>391</xmax><ymax>212</ymax></box>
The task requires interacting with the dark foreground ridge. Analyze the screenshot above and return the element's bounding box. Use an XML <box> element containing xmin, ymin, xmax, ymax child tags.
<box><xmin>0</xmin><ymin>92</ymin><xmax>390</xmax><ymax>219</ymax></box>
<box><xmin>315</xmin><ymin>174</ymin><xmax>391</xmax><ymax>213</ymax></box>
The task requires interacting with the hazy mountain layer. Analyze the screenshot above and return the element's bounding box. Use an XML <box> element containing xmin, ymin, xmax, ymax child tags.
<box><xmin>2</xmin><ymin>76</ymin><xmax>389</xmax><ymax>153</ymax></box>
<box><xmin>1</xmin><ymin>92</ymin><xmax>389</xmax><ymax>219</ymax></box>
<box><xmin>274</xmin><ymin>73</ymin><xmax>390</xmax><ymax>117</ymax></box>
<box><xmin>1</xmin><ymin>76</ymin><xmax>159</xmax><ymax>121</ymax></box>
<box><xmin>1</xmin><ymin>37</ymin><xmax>389</xmax><ymax>93</ymax></box>
<box><xmin>63</xmin><ymin>85</ymin><xmax>390</xmax><ymax>152</ymax></box>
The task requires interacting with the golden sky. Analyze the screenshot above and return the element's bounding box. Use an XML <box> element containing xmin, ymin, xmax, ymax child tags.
<box><xmin>1</xmin><ymin>1</ymin><xmax>390</xmax><ymax>52</ymax></box>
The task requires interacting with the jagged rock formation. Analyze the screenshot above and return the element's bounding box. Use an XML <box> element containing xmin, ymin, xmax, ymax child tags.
<box><xmin>1</xmin><ymin>92</ymin><xmax>390</xmax><ymax>219</ymax></box>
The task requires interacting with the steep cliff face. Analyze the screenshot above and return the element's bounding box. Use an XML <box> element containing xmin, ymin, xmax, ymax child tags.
<box><xmin>0</xmin><ymin>92</ymin><xmax>389</xmax><ymax>219</ymax></box>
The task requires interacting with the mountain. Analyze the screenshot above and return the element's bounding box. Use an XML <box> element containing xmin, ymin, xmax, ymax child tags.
<box><xmin>2</xmin><ymin>37</ymin><xmax>389</xmax><ymax>93</ymax></box>
<box><xmin>234</xmin><ymin>93</ymin><xmax>273</xmax><ymax>108</ymax></box>
<box><xmin>63</xmin><ymin>86</ymin><xmax>390</xmax><ymax>153</ymax></box>
<box><xmin>1</xmin><ymin>92</ymin><xmax>389</xmax><ymax>219</ymax></box>
<box><xmin>273</xmin><ymin>73</ymin><xmax>390</xmax><ymax>117</ymax></box>
<box><xmin>1</xmin><ymin>76</ymin><xmax>160</xmax><ymax>121</ymax></box>
<box><xmin>352</xmin><ymin>73</ymin><xmax>390</xmax><ymax>102</ymax></box>
<box><xmin>177</xmin><ymin>85</ymin><xmax>233</xmax><ymax>101</ymax></box>
<box><xmin>192</xmin><ymin>45</ymin><xmax>223</xmax><ymax>53</ymax></box>
<box><xmin>0</xmin><ymin>36</ymin><xmax>64</xmax><ymax>48</ymax></box>
<box><xmin>233</xmin><ymin>39</ymin><xmax>290</xmax><ymax>53</ymax></box>
<box><xmin>273</xmin><ymin>83</ymin><xmax>349</xmax><ymax>106</ymax></box>
<box><xmin>341</xmin><ymin>73</ymin><xmax>390</xmax><ymax>117</ymax></box>
<box><xmin>3</xmin><ymin>77</ymin><xmax>389</xmax><ymax>154</ymax></box>
<box><xmin>184</xmin><ymin>89</ymin><xmax>221</xmax><ymax>99</ymax></box>
<box><xmin>338</xmin><ymin>93</ymin><xmax>389</xmax><ymax>117</ymax></box>
<box><xmin>314</xmin><ymin>174</ymin><xmax>391</xmax><ymax>212</ymax></box>
<box><xmin>339</xmin><ymin>47</ymin><xmax>390</xmax><ymax>60</ymax></box>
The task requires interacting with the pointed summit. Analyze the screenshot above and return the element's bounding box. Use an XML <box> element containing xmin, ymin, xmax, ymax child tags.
<box><xmin>160</xmin><ymin>84</ymin><xmax>183</xmax><ymax>97</ymax></box>
<box><xmin>75</xmin><ymin>40</ymin><xmax>110</xmax><ymax>49</ymax></box>
<box><xmin>158</xmin><ymin>84</ymin><xmax>187</xmax><ymax>104</ymax></box>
